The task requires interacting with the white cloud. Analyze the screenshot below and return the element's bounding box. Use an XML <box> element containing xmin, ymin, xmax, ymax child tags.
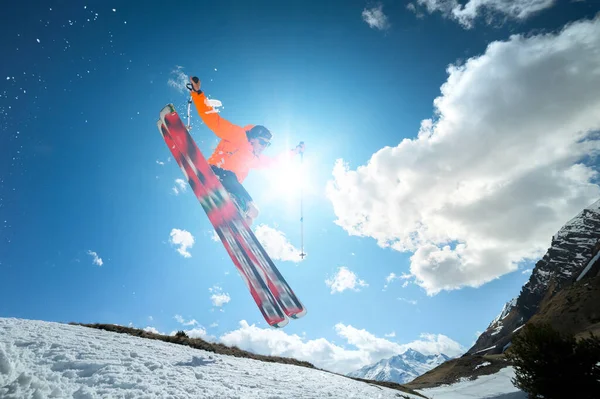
<box><xmin>171</xmin><ymin>316</ymin><xmax>213</xmax><ymax>340</ymax></box>
<box><xmin>414</xmin><ymin>0</ymin><xmax>555</xmax><ymax>28</ymax></box>
<box><xmin>211</xmin><ymin>293</ymin><xmax>231</xmax><ymax>307</ymax></box>
<box><xmin>325</xmin><ymin>266</ymin><xmax>368</xmax><ymax>294</ymax></box>
<box><xmin>383</xmin><ymin>272</ymin><xmax>413</xmax><ymax>289</ymax></box>
<box><xmin>143</xmin><ymin>326</ymin><xmax>161</xmax><ymax>334</ymax></box>
<box><xmin>156</xmin><ymin>160</ymin><xmax>165</xmax><ymax>166</ymax></box>
<box><xmin>385</xmin><ymin>331</ymin><xmax>396</xmax><ymax>338</ymax></box>
<box><xmin>254</xmin><ymin>224</ymin><xmax>304</xmax><ymax>263</ymax></box>
<box><xmin>335</xmin><ymin>325</ymin><xmax>463</xmax><ymax>361</ymax></box>
<box><xmin>186</xmin><ymin>328</ymin><xmax>210</xmax><ymax>339</ymax></box>
<box><xmin>403</xmin><ymin>332</ymin><xmax>465</xmax><ymax>358</ymax></box>
<box><xmin>172</xmin><ymin>178</ymin><xmax>187</xmax><ymax>195</ymax></box>
<box><xmin>210</xmin><ymin>322</ymin><xmax>218</xmax><ymax>328</ymax></box>
<box><xmin>184</xmin><ymin>327</ymin><xmax>210</xmax><ymax>338</ymax></box>
<box><xmin>398</xmin><ymin>297</ymin><xmax>418</xmax><ymax>305</ymax></box>
<box><xmin>219</xmin><ymin>321</ymin><xmax>464</xmax><ymax>374</ymax></box>
<box><xmin>86</xmin><ymin>250</ymin><xmax>103</xmax><ymax>266</ymax></box>
<box><xmin>326</xmin><ymin>17</ymin><xmax>600</xmax><ymax>296</ymax></box>
<box><xmin>210</xmin><ymin>230</ymin><xmax>220</xmax><ymax>242</ymax></box>
<box><xmin>174</xmin><ymin>314</ymin><xmax>198</xmax><ymax>326</ymax></box>
<box><xmin>362</xmin><ymin>4</ymin><xmax>391</xmax><ymax>31</ymax></box>
<box><xmin>406</xmin><ymin>3</ymin><xmax>425</xmax><ymax>19</ymax></box>
<box><xmin>209</xmin><ymin>285</ymin><xmax>231</xmax><ymax>307</ymax></box>
<box><xmin>169</xmin><ymin>228</ymin><xmax>195</xmax><ymax>258</ymax></box>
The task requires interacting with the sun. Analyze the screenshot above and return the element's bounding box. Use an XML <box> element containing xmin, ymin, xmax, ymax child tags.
<box><xmin>262</xmin><ymin>156</ymin><xmax>313</xmax><ymax>205</ymax></box>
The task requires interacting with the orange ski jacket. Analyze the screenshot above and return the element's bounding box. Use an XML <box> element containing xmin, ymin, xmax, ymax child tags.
<box><xmin>190</xmin><ymin>91</ymin><xmax>289</xmax><ymax>183</ymax></box>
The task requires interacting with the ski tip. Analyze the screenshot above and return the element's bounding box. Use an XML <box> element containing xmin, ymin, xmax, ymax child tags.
<box><xmin>290</xmin><ymin>307</ymin><xmax>307</xmax><ymax>320</ymax></box>
<box><xmin>159</xmin><ymin>103</ymin><xmax>176</xmax><ymax>112</ymax></box>
<box><xmin>158</xmin><ymin>104</ymin><xmax>177</xmax><ymax>122</ymax></box>
<box><xmin>271</xmin><ymin>318</ymin><xmax>289</xmax><ymax>329</ymax></box>
<box><xmin>157</xmin><ymin>119</ymin><xmax>168</xmax><ymax>138</ymax></box>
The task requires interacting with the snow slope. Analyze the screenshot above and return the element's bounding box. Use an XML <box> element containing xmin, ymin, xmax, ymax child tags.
<box><xmin>0</xmin><ymin>318</ymin><xmax>422</xmax><ymax>399</ymax></box>
<box><xmin>0</xmin><ymin>317</ymin><xmax>526</xmax><ymax>398</ymax></box>
<box><xmin>419</xmin><ymin>367</ymin><xmax>527</xmax><ymax>399</ymax></box>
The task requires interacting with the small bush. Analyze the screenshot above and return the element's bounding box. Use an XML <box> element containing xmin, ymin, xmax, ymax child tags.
<box><xmin>175</xmin><ymin>330</ymin><xmax>188</xmax><ymax>338</ymax></box>
<box><xmin>505</xmin><ymin>323</ymin><xmax>600</xmax><ymax>399</ymax></box>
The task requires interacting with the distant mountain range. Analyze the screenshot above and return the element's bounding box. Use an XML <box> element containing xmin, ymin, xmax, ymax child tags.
<box><xmin>347</xmin><ymin>348</ymin><xmax>451</xmax><ymax>384</ymax></box>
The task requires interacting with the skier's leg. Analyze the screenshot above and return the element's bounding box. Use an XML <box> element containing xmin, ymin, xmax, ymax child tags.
<box><xmin>231</xmin><ymin>185</ymin><xmax>257</xmax><ymax>225</ymax></box>
<box><xmin>228</xmin><ymin>181</ymin><xmax>257</xmax><ymax>225</ymax></box>
<box><xmin>245</xmin><ymin>201</ymin><xmax>259</xmax><ymax>225</ymax></box>
<box><xmin>211</xmin><ymin>166</ymin><xmax>257</xmax><ymax>224</ymax></box>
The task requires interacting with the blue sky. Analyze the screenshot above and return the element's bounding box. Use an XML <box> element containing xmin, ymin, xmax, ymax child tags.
<box><xmin>1</xmin><ymin>0</ymin><xmax>599</xmax><ymax>374</ymax></box>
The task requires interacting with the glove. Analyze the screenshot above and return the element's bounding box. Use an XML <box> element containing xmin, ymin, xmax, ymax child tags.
<box><xmin>293</xmin><ymin>142</ymin><xmax>305</xmax><ymax>155</ymax></box>
<box><xmin>186</xmin><ymin>76</ymin><xmax>202</xmax><ymax>94</ymax></box>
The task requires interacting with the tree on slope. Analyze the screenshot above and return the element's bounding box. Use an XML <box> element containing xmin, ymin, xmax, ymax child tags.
<box><xmin>505</xmin><ymin>322</ymin><xmax>600</xmax><ymax>399</ymax></box>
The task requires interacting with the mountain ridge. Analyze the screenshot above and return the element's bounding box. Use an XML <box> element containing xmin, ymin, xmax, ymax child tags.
<box><xmin>347</xmin><ymin>348</ymin><xmax>451</xmax><ymax>384</ymax></box>
<box><xmin>468</xmin><ymin>198</ymin><xmax>600</xmax><ymax>354</ymax></box>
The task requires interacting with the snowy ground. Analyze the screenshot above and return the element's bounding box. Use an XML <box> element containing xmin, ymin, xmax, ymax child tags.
<box><xmin>420</xmin><ymin>367</ymin><xmax>527</xmax><ymax>399</ymax></box>
<box><xmin>0</xmin><ymin>318</ymin><xmax>422</xmax><ymax>399</ymax></box>
<box><xmin>0</xmin><ymin>317</ymin><xmax>526</xmax><ymax>399</ymax></box>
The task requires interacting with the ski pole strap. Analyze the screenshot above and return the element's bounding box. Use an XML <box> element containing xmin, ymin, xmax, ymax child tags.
<box><xmin>185</xmin><ymin>77</ymin><xmax>202</xmax><ymax>130</ymax></box>
<box><xmin>186</xmin><ymin>77</ymin><xmax>203</xmax><ymax>94</ymax></box>
<box><xmin>185</xmin><ymin>83</ymin><xmax>203</xmax><ymax>95</ymax></box>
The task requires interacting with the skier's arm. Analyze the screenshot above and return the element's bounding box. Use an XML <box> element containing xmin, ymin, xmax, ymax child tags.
<box><xmin>190</xmin><ymin>91</ymin><xmax>247</xmax><ymax>143</ymax></box>
<box><xmin>255</xmin><ymin>149</ymin><xmax>296</xmax><ymax>169</ymax></box>
<box><xmin>256</xmin><ymin>143</ymin><xmax>304</xmax><ymax>168</ymax></box>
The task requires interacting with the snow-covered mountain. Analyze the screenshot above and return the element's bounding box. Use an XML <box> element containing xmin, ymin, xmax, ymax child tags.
<box><xmin>519</xmin><ymin>199</ymin><xmax>600</xmax><ymax>318</ymax></box>
<box><xmin>486</xmin><ymin>297</ymin><xmax>518</xmax><ymax>337</ymax></box>
<box><xmin>469</xmin><ymin>199</ymin><xmax>600</xmax><ymax>355</ymax></box>
<box><xmin>346</xmin><ymin>348</ymin><xmax>450</xmax><ymax>384</ymax></box>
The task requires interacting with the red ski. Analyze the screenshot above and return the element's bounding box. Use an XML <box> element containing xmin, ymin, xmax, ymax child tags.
<box><xmin>157</xmin><ymin>104</ymin><xmax>306</xmax><ymax>327</ymax></box>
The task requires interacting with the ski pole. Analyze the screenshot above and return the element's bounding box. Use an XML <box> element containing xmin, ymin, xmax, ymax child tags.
<box><xmin>185</xmin><ymin>77</ymin><xmax>201</xmax><ymax>131</ymax></box>
<box><xmin>186</xmin><ymin>98</ymin><xmax>192</xmax><ymax>131</ymax></box>
<box><xmin>298</xmin><ymin>141</ymin><xmax>306</xmax><ymax>259</ymax></box>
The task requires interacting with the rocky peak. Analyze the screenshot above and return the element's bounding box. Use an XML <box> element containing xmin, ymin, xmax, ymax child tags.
<box><xmin>468</xmin><ymin>199</ymin><xmax>600</xmax><ymax>355</ymax></box>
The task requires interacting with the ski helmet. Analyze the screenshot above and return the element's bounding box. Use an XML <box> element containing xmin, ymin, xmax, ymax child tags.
<box><xmin>246</xmin><ymin>125</ymin><xmax>272</xmax><ymax>141</ymax></box>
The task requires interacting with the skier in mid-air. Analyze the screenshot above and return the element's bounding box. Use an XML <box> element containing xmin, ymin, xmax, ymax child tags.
<box><xmin>188</xmin><ymin>76</ymin><xmax>305</xmax><ymax>225</ymax></box>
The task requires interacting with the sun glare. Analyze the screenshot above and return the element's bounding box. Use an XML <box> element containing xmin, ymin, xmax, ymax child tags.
<box><xmin>263</xmin><ymin>156</ymin><xmax>313</xmax><ymax>204</ymax></box>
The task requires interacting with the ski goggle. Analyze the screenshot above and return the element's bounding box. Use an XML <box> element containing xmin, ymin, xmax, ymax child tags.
<box><xmin>258</xmin><ymin>138</ymin><xmax>271</xmax><ymax>147</ymax></box>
